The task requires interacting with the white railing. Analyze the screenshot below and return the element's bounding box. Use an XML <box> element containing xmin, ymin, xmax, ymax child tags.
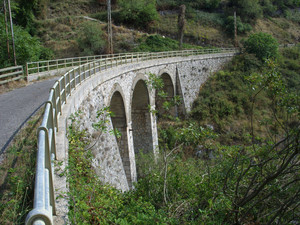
<box><xmin>25</xmin><ymin>48</ymin><xmax>238</xmax><ymax>225</ymax></box>
<box><xmin>0</xmin><ymin>66</ymin><xmax>24</xmax><ymax>84</ymax></box>
<box><xmin>26</xmin><ymin>53</ymin><xmax>142</xmax><ymax>78</ymax></box>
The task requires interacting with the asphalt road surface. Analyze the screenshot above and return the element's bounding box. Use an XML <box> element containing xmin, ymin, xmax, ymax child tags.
<box><xmin>0</xmin><ymin>77</ymin><xmax>59</xmax><ymax>156</ymax></box>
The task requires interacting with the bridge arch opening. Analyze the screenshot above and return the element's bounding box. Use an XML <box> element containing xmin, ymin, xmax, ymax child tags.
<box><xmin>110</xmin><ymin>91</ymin><xmax>132</xmax><ymax>188</ymax></box>
<box><xmin>156</xmin><ymin>73</ymin><xmax>175</xmax><ymax>119</ymax></box>
<box><xmin>131</xmin><ymin>80</ymin><xmax>153</xmax><ymax>176</ymax></box>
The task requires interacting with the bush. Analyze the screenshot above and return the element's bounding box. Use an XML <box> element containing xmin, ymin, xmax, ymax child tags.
<box><xmin>0</xmin><ymin>21</ymin><xmax>53</xmax><ymax>67</ymax></box>
<box><xmin>193</xmin><ymin>10</ymin><xmax>224</xmax><ymax>26</ymax></box>
<box><xmin>225</xmin><ymin>16</ymin><xmax>252</xmax><ymax>35</ymax></box>
<box><xmin>77</xmin><ymin>21</ymin><xmax>105</xmax><ymax>56</ymax></box>
<box><xmin>227</xmin><ymin>0</ymin><xmax>263</xmax><ymax>23</ymax></box>
<box><xmin>260</xmin><ymin>0</ymin><xmax>278</xmax><ymax>16</ymax></box>
<box><xmin>244</xmin><ymin>32</ymin><xmax>279</xmax><ymax>61</ymax></box>
<box><xmin>117</xmin><ymin>0</ymin><xmax>159</xmax><ymax>29</ymax></box>
<box><xmin>285</xmin><ymin>9</ymin><xmax>300</xmax><ymax>23</ymax></box>
<box><xmin>135</xmin><ymin>35</ymin><xmax>179</xmax><ymax>52</ymax></box>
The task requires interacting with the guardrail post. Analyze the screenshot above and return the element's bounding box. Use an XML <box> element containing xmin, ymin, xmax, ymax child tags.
<box><xmin>26</xmin><ymin>63</ymin><xmax>29</xmax><ymax>83</ymax></box>
<box><xmin>83</xmin><ymin>65</ymin><xmax>86</xmax><ymax>80</ymax></box>
<box><xmin>93</xmin><ymin>61</ymin><xmax>96</xmax><ymax>75</ymax></box>
<box><xmin>73</xmin><ymin>69</ymin><xmax>76</xmax><ymax>89</ymax></box>
<box><xmin>68</xmin><ymin>72</ymin><xmax>71</xmax><ymax>96</ymax></box>
<box><xmin>49</xmin><ymin>89</ymin><xmax>58</xmax><ymax>131</ymax></box>
<box><xmin>57</xmin><ymin>81</ymin><xmax>62</xmax><ymax>116</ymax></box>
<box><xmin>79</xmin><ymin>65</ymin><xmax>81</xmax><ymax>84</ymax></box>
<box><xmin>89</xmin><ymin>63</ymin><xmax>91</xmax><ymax>77</ymax></box>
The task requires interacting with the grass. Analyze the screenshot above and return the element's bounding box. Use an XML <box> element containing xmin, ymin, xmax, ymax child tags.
<box><xmin>0</xmin><ymin>109</ymin><xmax>43</xmax><ymax>225</ymax></box>
<box><xmin>0</xmin><ymin>80</ymin><xmax>27</xmax><ymax>95</ymax></box>
<box><xmin>154</xmin><ymin>13</ymin><xmax>232</xmax><ymax>47</ymax></box>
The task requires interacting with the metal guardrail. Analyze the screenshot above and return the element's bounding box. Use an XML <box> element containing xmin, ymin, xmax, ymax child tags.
<box><xmin>0</xmin><ymin>66</ymin><xmax>24</xmax><ymax>85</ymax></box>
<box><xmin>25</xmin><ymin>48</ymin><xmax>238</xmax><ymax>225</ymax></box>
<box><xmin>26</xmin><ymin>53</ymin><xmax>141</xmax><ymax>77</ymax></box>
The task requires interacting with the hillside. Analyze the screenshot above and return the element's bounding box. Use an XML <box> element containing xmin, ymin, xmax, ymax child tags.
<box><xmin>1</xmin><ymin>0</ymin><xmax>300</xmax><ymax>65</ymax></box>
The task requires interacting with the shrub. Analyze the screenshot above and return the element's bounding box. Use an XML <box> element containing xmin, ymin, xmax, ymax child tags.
<box><xmin>135</xmin><ymin>35</ymin><xmax>179</xmax><ymax>52</ymax></box>
<box><xmin>193</xmin><ymin>10</ymin><xmax>224</xmax><ymax>26</ymax></box>
<box><xmin>0</xmin><ymin>21</ymin><xmax>53</xmax><ymax>67</ymax></box>
<box><xmin>117</xmin><ymin>0</ymin><xmax>159</xmax><ymax>29</ymax></box>
<box><xmin>77</xmin><ymin>21</ymin><xmax>105</xmax><ymax>56</ymax></box>
<box><xmin>225</xmin><ymin>16</ymin><xmax>252</xmax><ymax>35</ymax></box>
<box><xmin>227</xmin><ymin>0</ymin><xmax>263</xmax><ymax>23</ymax></box>
<box><xmin>260</xmin><ymin>0</ymin><xmax>278</xmax><ymax>16</ymax></box>
<box><xmin>244</xmin><ymin>32</ymin><xmax>279</xmax><ymax>61</ymax></box>
<box><xmin>285</xmin><ymin>9</ymin><xmax>300</xmax><ymax>23</ymax></box>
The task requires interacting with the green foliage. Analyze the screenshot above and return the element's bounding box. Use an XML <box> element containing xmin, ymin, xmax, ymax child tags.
<box><xmin>225</xmin><ymin>16</ymin><xmax>252</xmax><ymax>35</ymax></box>
<box><xmin>0</xmin><ymin>21</ymin><xmax>53</xmax><ymax>67</ymax></box>
<box><xmin>117</xmin><ymin>0</ymin><xmax>159</xmax><ymax>29</ymax></box>
<box><xmin>285</xmin><ymin>9</ymin><xmax>300</xmax><ymax>23</ymax></box>
<box><xmin>135</xmin><ymin>47</ymin><xmax>299</xmax><ymax>224</ymax></box>
<box><xmin>13</xmin><ymin>0</ymin><xmax>38</xmax><ymax>32</ymax></box>
<box><xmin>192</xmin><ymin>10</ymin><xmax>224</xmax><ymax>26</ymax></box>
<box><xmin>244</xmin><ymin>32</ymin><xmax>279</xmax><ymax>61</ymax></box>
<box><xmin>135</xmin><ymin>34</ymin><xmax>202</xmax><ymax>52</ymax></box>
<box><xmin>135</xmin><ymin>35</ymin><xmax>179</xmax><ymax>52</ymax></box>
<box><xmin>260</xmin><ymin>0</ymin><xmax>278</xmax><ymax>16</ymax></box>
<box><xmin>278</xmin><ymin>45</ymin><xmax>300</xmax><ymax>92</ymax></box>
<box><xmin>156</xmin><ymin>0</ymin><xmax>221</xmax><ymax>11</ymax></box>
<box><xmin>77</xmin><ymin>21</ymin><xmax>105</xmax><ymax>56</ymax></box>
<box><xmin>227</xmin><ymin>0</ymin><xmax>263</xmax><ymax>23</ymax></box>
<box><xmin>0</xmin><ymin>111</ymin><xmax>42</xmax><ymax>225</ymax></box>
<box><xmin>67</xmin><ymin>114</ymin><xmax>173</xmax><ymax>224</ymax></box>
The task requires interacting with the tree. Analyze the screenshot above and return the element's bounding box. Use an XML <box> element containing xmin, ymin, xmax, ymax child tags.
<box><xmin>0</xmin><ymin>20</ymin><xmax>52</xmax><ymax>67</ymax></box>
<box><xmin>244</xmin><ymin>32</ymin><xmax>279</xmax><ymax>61</ymax></box>
<box><xmin>227</xmin><ymin>0</ymin><xmax>263</xmax><ymax>23</ymax></box>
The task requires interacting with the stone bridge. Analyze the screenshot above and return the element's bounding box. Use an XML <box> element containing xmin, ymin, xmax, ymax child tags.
<box><xmin>55</xmin><ymin>52</ymin><xmax>235</xmax><ymax>197</ymax></box>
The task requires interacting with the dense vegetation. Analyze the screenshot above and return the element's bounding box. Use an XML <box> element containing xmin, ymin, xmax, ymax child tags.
<box><xmin>2</xmin><ymin>0</ymin><xmax>300</xmax><ymax>67</ymax></box>
<box><xmin>67</xmin><ymin>43</ymin><xmax>299</xmax><ymax>224</ymax></box>
<box><xmin>0</xmin><ymin>0</ymin><xmax>52</xmax><ymax>67</ymax></box>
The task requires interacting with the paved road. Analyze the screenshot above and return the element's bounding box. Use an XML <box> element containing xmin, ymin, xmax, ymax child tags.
<box><xmin>0</xmin><ymin>77</ymin><xmax>59</xmax><ymax>155</ymax></box>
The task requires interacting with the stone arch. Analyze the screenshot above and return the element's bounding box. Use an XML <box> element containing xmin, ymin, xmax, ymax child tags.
<box><xmin>109</xmin><ymin>89</ymin><xmax>132</xmax><ymax>188</ymax></box>
<box><xmin>156</xmin><ymin>72</ymin><xmax>175</xmax><ymax>118</ymax></box>
<box><xmin>158</xmin><ymin>68</ymin><xmax>176</xmax><ymax>90</ymax></box>
<box><xmin>131</xmin><ymin>79</ymin><xmax>153</xmax><ymax>176</ymax></box>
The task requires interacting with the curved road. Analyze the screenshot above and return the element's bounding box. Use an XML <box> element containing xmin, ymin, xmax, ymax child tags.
<box><xmin>0</xmin><ymin>77</ymin><xmax>59</xmax><ymax>156</ymax></box>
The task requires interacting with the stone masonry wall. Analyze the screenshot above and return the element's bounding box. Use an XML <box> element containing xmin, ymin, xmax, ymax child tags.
<box><xmin>66</xmin><ymin>53</ymin><xmax>234</xmax><ymax>192</ymax></box>
<box><xmin>177</xmin><ymin>56</ymin><xmax>232</xmax><ymax>112</ymax></box>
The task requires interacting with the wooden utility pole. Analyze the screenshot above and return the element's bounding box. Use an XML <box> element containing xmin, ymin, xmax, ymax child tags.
<box><xmin>7</xmin><ymin>0</ymin><xmax>17</xmax><ymax>66</ymax></box>
<box><xmin>234</xmin><ymin>11</ymin><xmax>238</xmax><ymax>47</ymax></box>
<box><xmin>178</xmin><ymin>5</ymin><xmax>186</xmax><ymax>49</ymax></box>
<box><xmin>107</xmin><ymin>0</ymin><xmax>113</xmax><ymax>54</ymax></box>
<box><xmin>3</xmin><ymin>0</ymin><xmax>10</xmax><ymax>60</ymax></box>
